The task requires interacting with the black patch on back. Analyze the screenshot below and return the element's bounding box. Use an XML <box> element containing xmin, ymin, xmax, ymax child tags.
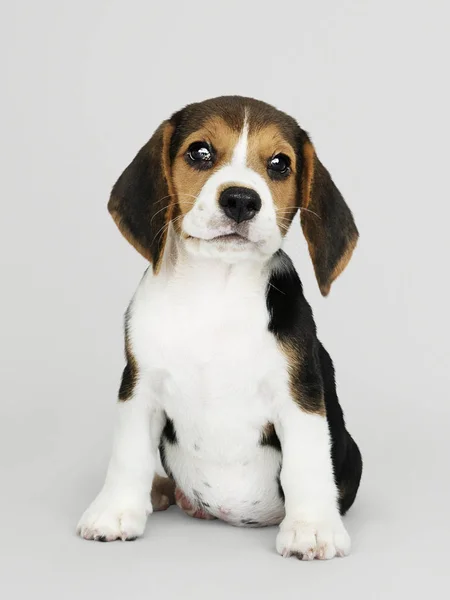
<box><xmin>266</xmin><ymin>251</ymin><xmax>362</xmax><ymax>513</ymax></box>
<box><xmin>266</xmin><ymin>251</ymin><xmax>314</xmax><ymax>339</ymax></box>
<box><xmin>266</xmin><ymin>251</ymin><xmax>323</xmax><ymax>413</ymax></box>
<box><xmin>295</xmin><ymin>338</ymin><xmax>324</xmax><ymax>407</ymax></box>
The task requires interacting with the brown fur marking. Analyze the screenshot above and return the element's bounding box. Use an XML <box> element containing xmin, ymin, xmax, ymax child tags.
<box><xmin>169</xmin><ymin>101</ymin><xmax>300</xmax><ymax>239</ymax></box>
<box><xmin>108</xmin><ymin>121</ymin><xmax>176</xmax><ymax>272</ymax></box>
<box><xmin>259</xmin><ymin>422</ymin><xmax>282</xmax><ymax>450</ymax></box>
<box><xmin>153</xmin><ymin>122</ymin><xmax>176</xmax><ymax>274</ymax></box>
<box><xmin>109</xmin><ymin>96</ymin><xmax>357</xmax><ymax>295</ymax></box>
<box><xmin>118</xmin><ymin>336</ymin><xmax>138</xmax><ymax>401</ymax></box>
<box><xmin>109</xmin><ymin>207</ymin><xmax>153</xmax><ymax>264</ymax></box>
<box><xmin>247</xmin><ymin>124</ymin><xmax>297</xmax><ymax>234</ymax></box>
<box><xmin>171</xmin><ymin>116</ymin><xmax>241</xmax><ymax>218</ymax></box>
<box><xmin>261</xmin><ymin>422</ymin><xmax>276</xmax><ymax>440</ymax></box>
<box><xmin>300</xmin><ymin>140</ymin><xmax>315</xmax><ymax>210</ymax></box>
<box><xmin>151</xmin><ymin>474</ymin><xmax>176</xmax><ymax>511</ymax></box>
<box><xmin>280</xmin><ymin>340</ymin><xmax>326</xmax><ymax>416</ymax></box>
<box><xmin>329</xmin><ymin>232</ymin><xmax>358</xmax><ymax>290</ymax></box>
<box><xmin>299</xmin><ymin>140</ymin><xmax>358</xmax><ymax>296</ymax></box>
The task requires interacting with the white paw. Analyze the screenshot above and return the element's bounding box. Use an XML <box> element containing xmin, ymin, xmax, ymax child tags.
<box><xmin>276</xmin><ymin>516</ymin><xmax>351</xmax><ymax>560</ymax></box>
<box><xmin>77</xmin><ymin>488</ymin><xmax>150</xmax><ymax>542</ymax></box>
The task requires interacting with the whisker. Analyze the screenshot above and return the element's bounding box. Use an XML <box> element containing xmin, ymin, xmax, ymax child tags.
<box><xmin>275</xmin><ymin>206</ymin><xmax>321</xmax><ymax>220</ymax></box>
<box><xmin>276</xmin><ymin>218</ymin><xmax>293</xmax><ymax>228</ymax></box>
<box><xmin>151</xmin><ymin>204</ymin><xmax>174</xmax><ymax>222</ymax></box>
<box><xmin>151</xmin><ymin>199</ymin><xmax>196</xmax><ymax>223</ymax></box>
<box><xmin>151</xmin><ymin>214</ymin><xmax>184</xmax><ymax>246</ymax></box>
<box><xmin>152</xmin><ymin>194</ymin><xmax>178</xmax><ymax>206</ymax></box>
<box><xmin>299</xmin><ymin>207</ymin><xmax>321</xmax><ymax>220</ymax></box>
<box><xmin>153</xmin><ymin>193</ymin><xmax>199</xmax><ymax>206</ymax></box>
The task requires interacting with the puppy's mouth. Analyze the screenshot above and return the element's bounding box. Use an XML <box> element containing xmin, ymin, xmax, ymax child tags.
<box><xmin>187</xmin><ymin>232</ymin><xmax>251</xmax><ymax>245</ymax></box>
<box><xmin>210</xmin><ymin>233</ymin><xmax>249</xmax><ymax>244</ymax></box>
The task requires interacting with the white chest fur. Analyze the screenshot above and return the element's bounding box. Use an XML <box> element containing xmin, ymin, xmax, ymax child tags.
<box><xmin>128</xmin><ymin>251</ymin><xmax>288</xmax><ymax>525</ymax></box>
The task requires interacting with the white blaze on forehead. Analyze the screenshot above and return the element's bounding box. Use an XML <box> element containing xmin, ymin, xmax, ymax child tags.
<box><xmin>230</xmin><ymin>113</ymin><xmax>249</xmax><ymax>167</ymax></box>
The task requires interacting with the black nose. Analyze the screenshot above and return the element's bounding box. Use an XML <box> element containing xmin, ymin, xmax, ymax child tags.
<box><xmin>219</xmin><ymin>186</ymin><xmax>262</xmax><ymax>223</ymax></box>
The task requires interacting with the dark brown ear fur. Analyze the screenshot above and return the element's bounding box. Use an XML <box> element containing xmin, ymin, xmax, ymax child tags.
<box><xmin>300</xmin><ymin>140</ymin><xmax>358</xmax><ymax>296</ymax></box>
<box><xmin>108</xmin><ymin>121</ymin><xmax>175</xmax><ymax>272</ymax></box>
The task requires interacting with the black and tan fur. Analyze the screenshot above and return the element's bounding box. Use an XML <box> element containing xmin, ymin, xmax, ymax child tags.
<box><xmin>78</xmin><ymin>96</ymin><xmax>363</xmax><ymax>556</ymax></box>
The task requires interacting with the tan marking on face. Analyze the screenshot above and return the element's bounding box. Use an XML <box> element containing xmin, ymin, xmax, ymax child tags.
<box><xmin>247</xmin><ymin>124</ymin><xmax>298</xmax><ymax>234</ymax></box>
<box><xmin>171</xmin><ymin>116</ymin><xmax>241</xmax><ymax>220</ymax></box>
<box><xmin>280</xmin><ymin>340</ymin><xmax>326</xmax><ymax>416</ymax></box>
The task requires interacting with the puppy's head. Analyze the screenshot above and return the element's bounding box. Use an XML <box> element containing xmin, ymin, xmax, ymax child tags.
<box><xmin>108</xmin><ymin>96</ymin><xmax>358</xmax><ymax>295</ymax></box>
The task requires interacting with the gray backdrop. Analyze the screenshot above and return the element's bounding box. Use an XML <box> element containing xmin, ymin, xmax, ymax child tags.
<box><xmin>1</xmin><ymin>1</ymin><xmax>449</xmax><ymax>598</ymax></box>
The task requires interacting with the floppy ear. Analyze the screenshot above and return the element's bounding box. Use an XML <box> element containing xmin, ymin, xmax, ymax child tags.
<box><xmin>299</xmin><ymin>140</ymin><xmax>358</xmax><ymax>296</ymax></box>
<box><xmin>108</xmin><ymin>121</ymin><xmax>175</xmax><ymax>273</ymax></box>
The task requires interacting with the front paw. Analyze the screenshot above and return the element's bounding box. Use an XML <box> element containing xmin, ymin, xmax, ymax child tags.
<box><xmin>276</xmin><ymin>515</ymin><xmax>351</xmax><ymax>560</ymax></box>
<box><xmin>77</xmin><ymin>488</ymin><xmax>150</xmax><ymax>542</ymax></box>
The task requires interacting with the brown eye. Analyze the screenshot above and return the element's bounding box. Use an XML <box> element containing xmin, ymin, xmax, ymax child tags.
<box><xmin>186</xmin><ymin>142</ymin><xmax>214</xmax><ymax>169</ymax></box>
<box><xmin>268</xmin><ymin>153</ymin><xmax>291</xmax><ymax>179</ymax></box>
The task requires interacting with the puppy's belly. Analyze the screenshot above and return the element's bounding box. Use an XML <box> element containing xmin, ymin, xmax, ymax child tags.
<box><xmin>162</xmin><ymin>442</ymin><xmax>284</xmax><ymax>526</ymax></box>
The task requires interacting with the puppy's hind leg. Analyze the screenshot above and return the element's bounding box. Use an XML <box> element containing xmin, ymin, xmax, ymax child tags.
<box><xmin>174</xmin><ymin>488</ymin><xmax>217</xmax><ymax>520</ymax></box>
<box><xmin>151</xmin><ymin>474</ymin><xmax>176</xmax><ymax>512</ymax></box>
<box><xmin>151</xmin><ymin>474</ymin><xmax>216</xmax><ymax>520</ymax></box>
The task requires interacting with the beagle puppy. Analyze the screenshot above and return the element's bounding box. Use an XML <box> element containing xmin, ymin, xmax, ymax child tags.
<box><xmin>77</xmin><ymin>96</ymin><xmax>362</xmax><ymax>560</ymax></box>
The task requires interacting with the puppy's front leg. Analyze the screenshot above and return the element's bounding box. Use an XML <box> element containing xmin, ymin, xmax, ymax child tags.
<box><xmin>77</xmin><ymin>378</ymin><xmax>164</xmax><ymax>542</ymax></box>
<box><xmin>275</xmin><ymin>401</ymin><xmax>350</xmax><ymax>560</ymax></box>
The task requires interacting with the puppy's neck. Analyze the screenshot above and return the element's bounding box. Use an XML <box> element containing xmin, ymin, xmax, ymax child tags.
<box><xmin>158</xmin><ymin>223</ymin><xmax>270</xmax><ymax>290</ymax></box>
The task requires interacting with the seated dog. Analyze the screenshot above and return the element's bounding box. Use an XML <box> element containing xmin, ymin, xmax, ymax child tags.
<box><xmin>77</xmin><ymin>96</ymin><xmax>362</xmax><ymax>561</ymax></box>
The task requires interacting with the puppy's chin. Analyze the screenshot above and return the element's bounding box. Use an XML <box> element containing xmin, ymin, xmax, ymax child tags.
<box><xmin>183</xmin><ymin>233</ymin><xmax>276</xmax><ymax>264</ymax></box>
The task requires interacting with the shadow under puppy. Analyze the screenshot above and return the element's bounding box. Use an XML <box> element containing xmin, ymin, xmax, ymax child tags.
<box><xmin>77</xmin><ymin>96</ymin><xmax>362</xmax><ymax>560</ymax></box>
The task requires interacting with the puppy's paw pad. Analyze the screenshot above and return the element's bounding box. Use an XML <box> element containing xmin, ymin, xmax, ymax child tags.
<box><xmin>276</xmin><ymin>518</ymin><xmax>351</xmax><ymax>560</ymax></box>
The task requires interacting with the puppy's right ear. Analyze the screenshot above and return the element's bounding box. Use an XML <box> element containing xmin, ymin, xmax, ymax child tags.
<box><xmin>108</xmin><ymin>121</ymin><xmax>175</xmax><ymax>273</ymax></box>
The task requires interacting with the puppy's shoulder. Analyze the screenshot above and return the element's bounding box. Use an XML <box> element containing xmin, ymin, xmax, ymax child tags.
<box><xmin>266</xmin><ymin>250</ymin><xmax>317</xmax><ymax>342</ymax></box>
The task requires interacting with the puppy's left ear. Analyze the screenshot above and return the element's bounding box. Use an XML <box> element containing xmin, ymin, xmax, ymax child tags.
<box><xmin>299</xmin><ymin>139</ymin><xmax>359</xmax><ymax>296</ymax></box>
<box><xmin>108</xmin><ymin>121</ymin><xmax>175</xmax><ymax>273</ymax></box>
